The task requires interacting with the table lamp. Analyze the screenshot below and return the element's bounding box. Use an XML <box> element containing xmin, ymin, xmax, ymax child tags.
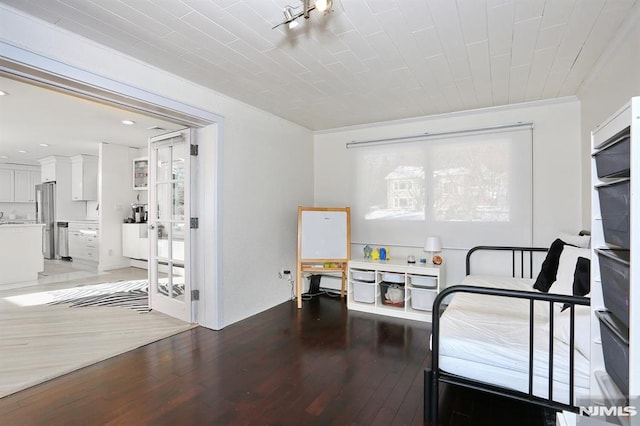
<box><xmin>424</xmin><ymin>236</ymin><xmax>442</xmax><ymax>264</ymax></box>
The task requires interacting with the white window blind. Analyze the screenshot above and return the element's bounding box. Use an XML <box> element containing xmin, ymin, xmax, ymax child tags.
<box><xmin>349</xmin><ymin>125</ymin><xmax>533</xmax><ymax>248</ymax></box>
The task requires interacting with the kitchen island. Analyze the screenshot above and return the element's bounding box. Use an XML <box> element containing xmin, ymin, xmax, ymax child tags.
<box><xmin>0</xmin><ymin>223</ymin><xmax>44</xmax><ymax>287</ymax></box>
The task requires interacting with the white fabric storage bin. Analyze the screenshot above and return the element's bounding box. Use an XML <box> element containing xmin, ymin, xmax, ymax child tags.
<box><xmin>409</xmin><ymin>275</ymin><xmax>437</xmax><ymax>288</ymax></box>
<box><xmin>351</xmin><ymin>270</ymin><xmax>375</xmax><ymax>282</ymax></box>
<box><xmin>410</xmin><ymin>287</ymin><xmax>437</xmax><ymax>311</ymax></box>
<box><xmin>382</xmin><ymin>272</ymin><xmax>404</xmax><ymax>283</ymax></box>
<box><xmin>353</xmin><ymin>280</ymin><xmax>376</xmax><ymax>303</ymax></box>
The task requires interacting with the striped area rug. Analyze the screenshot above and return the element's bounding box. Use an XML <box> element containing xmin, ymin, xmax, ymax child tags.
<box><xmin>47</xmin><ymin>280</ymin><xmax>151</xmax><ymax>313</ymax></box>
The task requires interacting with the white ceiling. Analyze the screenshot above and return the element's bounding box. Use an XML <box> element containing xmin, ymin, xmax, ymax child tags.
<box><xmin>0</xmin><ymin>0</ymin><xmax>638</xmax><ymax>134</ymax></box>
<box><xmin>0</xmin><ymin>76</ymin><xmax>185</xmax><ymax>166</ymax></box>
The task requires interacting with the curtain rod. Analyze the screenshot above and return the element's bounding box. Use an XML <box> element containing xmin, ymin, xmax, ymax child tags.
<box><xmin>345</xmin><ymin>122</ymin><xmax>534</xmax><ymax>149</ymax></box>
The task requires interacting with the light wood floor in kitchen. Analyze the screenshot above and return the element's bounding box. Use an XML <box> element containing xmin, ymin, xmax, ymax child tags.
<box><xmin>0</xmin><ymin>260</ymin><xmax>192</xmax><ymax>398</ymax></box>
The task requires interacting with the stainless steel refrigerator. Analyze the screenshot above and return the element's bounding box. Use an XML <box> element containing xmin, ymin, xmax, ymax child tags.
<box><xmin>35</xmin><ymin>182</ymin><xmax>56</xmax><ymax>260</ymax></box>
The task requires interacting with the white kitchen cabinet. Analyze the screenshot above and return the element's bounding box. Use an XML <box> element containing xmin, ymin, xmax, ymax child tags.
<box><xmin>132</xmin><ymin>157</ymin><xmax>148</xmax><ymax>190</ymax></box>
<box><xmin>122</xmin><ymin>223</ymin><xmax>148</xmax><ymax>260</ymax></box>
<box><xmin>14</xmin><ymin>169</ymin><xmax>40</xmax><ymax>202</ymax></box>
<box><xmin>69</xmin><ymin>221</ymin><xmax>99</xmax><ymax>263</ymax></box>
<box><xmin>347</xmin><ymin>258</ymin><xmax>444</xmax><ymax>322</ymax></box>
<box><xmin>122</xmin><ymin>223</ymin><xmax>185</xmax><ymax>262</ymax></box>
<box><xmin>0</xmin><ymin>168</ymin><xmax>14</xmax><ymax>202</ymax></box>
<box><xmin>39</xmin><ymin>157</ymin><xmax>57</xmax><ymax>183</ymax></box>
<box><xmin>71</xmin><ymin>155</ymin><xmax>97</xmax><ymax>201</ymax></box>
<box><xmin>0</xmin><ymin>166</ymin><xmax>40</xmax><ymax>203</ymax></box>
<box><xmin>37</xmin><ymin>156</ymin><xmax>85</xmax><ymax>221</ymax></box>
<box><xmin>157</xmin><ymin>239</ymin><xmax>185</xmax><ymax>262</ymax></box>
<box><xmin>0</xmin><ymin>224</ymin><xmax>44</xmax><ymax>286</ymax></box>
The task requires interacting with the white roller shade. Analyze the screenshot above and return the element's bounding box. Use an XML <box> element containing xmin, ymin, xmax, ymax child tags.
<box><xmin>349</xmin><ymin>126</ymin><xmax>533</xmax><ymax>248</ymax></box>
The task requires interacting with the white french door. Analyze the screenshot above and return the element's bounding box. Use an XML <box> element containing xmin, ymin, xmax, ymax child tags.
<box><xmin>148</xmin><ymin>129</ymin><xmax>193</xmax><ymax>322</ymax></box>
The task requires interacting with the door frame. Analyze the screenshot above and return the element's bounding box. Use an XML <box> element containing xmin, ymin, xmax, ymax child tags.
<box><xmin>0</xmin><ymin>42</ymin><xmax>225</xmax><ymax>329</ymax></box>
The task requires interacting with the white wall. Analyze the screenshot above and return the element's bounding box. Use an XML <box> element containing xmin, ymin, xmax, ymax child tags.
<box><xmin>314</xmin><ymin>99</ymin><xmax>582</xmax><ymax>286</ymax></box>
<box><xmin>577</xmin><ymin>5</ymin><xmax>640</xmax><ymax>227</ymax></box>
<box><xmin>221</xmin><ymin>111</ymin><xmax>313</xmax><ymax>324</ymax></box>
<box><xmin>1</xmin><ymin>5</ymin><xmax>314</xmax><ymax>327</ymax></box>
<box><xmin>98</xmin><ymin>143</ymin><xmax>139</xmax><ymax>271</ymax></box>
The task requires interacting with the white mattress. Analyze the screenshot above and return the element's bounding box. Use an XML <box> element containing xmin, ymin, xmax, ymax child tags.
<box><xmin>437</xmin><ymin>274</ymin><xmax>590</xmax><ymax>405</ymax></box>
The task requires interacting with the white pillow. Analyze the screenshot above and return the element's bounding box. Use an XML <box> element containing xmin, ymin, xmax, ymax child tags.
<box><xmin>558</xmin><ymin>232</ymin><xmax>591</xmax><ymax>248</ymax></box>
<box><xmin>547</xmin><ymin>245</ymin><xmax>591</xmax><ymax>358</ymax></box>
<box><xmin>554</xmin><ymin>305</ymin><xmax>591</xmax><ymax>358</ymax></box>
<box><xmin>551</xmin><ymin>245</ymin><xmax>591</xmax><ymax>296</ymax></box>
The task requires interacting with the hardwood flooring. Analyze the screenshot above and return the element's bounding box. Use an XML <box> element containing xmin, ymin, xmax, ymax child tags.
<box><xmin>0</xmin><ymin>294</ymin><xmax>548</xmax><ymax>425</ymax></box>
<box><xmin>0</xmin><ymin>262</ymin><xmax>191</xmax><ymax>398</ymax></box>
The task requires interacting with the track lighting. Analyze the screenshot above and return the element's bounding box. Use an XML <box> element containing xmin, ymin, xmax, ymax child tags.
<box><xmin>316</xmin><ymin>0</ymin><xmax>332</xmax><ymax>13</ymax></box>
<box><xmin>283</xmin><ymin>6</ymin><xmax>299</xmax><ymax>29</ymax></box>
<box><xmin>272</xmin><ymin>0</ymin><xmax>333</xmax><ymax>30</ymax></box>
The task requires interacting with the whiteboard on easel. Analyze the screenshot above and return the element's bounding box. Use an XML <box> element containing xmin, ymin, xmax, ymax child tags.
<box><xmin>299</xmin><ymin>207</ymin><xmax>350</xmax><ymax>260</ymax></box>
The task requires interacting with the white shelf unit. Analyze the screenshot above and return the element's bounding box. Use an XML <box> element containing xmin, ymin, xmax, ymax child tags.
<box><xmin>347</xmin><ymin>258</ymin><xmax>444</xmax><ymax>322</ymax></box>
<box><xmin>590</xmin><ymin>97</ymin><xmax>638</xmax><ymax>425</ymax></box>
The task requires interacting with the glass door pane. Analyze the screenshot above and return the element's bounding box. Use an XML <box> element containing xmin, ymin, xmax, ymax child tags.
<box><xmin>148</xmin><ymin>130</ymin><xmax>191</xmax><ymax>322</ymax></box>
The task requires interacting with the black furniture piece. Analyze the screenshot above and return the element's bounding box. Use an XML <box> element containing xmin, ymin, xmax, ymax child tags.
<box><xmin>424</xmin><ymin>245</ymin><xmax>590</xmax><ymax>424</ymax></box>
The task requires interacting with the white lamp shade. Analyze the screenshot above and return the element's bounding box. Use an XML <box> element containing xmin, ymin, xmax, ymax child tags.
<box><xmin>424</xmin><ymin>236</ymin><xmax>441</xmax><ymax>252</ymax></box>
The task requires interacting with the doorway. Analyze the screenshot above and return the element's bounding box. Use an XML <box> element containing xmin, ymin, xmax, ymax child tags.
<box><xmin>0</xmin><ymin>44</ymin><xmax>223</xmax><ymax>330</ymax></box>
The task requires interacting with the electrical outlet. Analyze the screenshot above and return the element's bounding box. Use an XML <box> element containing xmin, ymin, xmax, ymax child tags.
<box><xmin>278</xmin><ymin>268</ymin><xmax>292</xmax><ymax>279</ymax></box>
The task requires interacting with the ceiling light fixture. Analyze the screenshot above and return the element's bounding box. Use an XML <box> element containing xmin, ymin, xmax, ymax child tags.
<box><xmin>283</xmin><ymin>6</ymin><xmax>299</xmax><ymax>29</ymax></box>
<box><xmin>316</xmin><ymin>0</ymin><xmax>332</xmax><ymax>13</ymax></box>
<box><xmin>122</xmin><ymin>120</ymin><xmax>135</xmax><ymax>125</ymax></box>
<box><xmin>0</xmin><ymin>90</ymin><xmax>7</xmax><ymax>96</ymax></box>
<box><xmin>272</xmin><ymin>0</ymin><xmax>333</xmax><ymax>29</ymax></box>
<box><xmin>0</xmin><ymin>155</ymin><xmax>8</xmax><ymax>159</ymax></box>
<box><xmin>17</xmin><ymin>150</ymin><xmax>27</xmax><ymax>153</ymax></box>
<box><xmin>39</xmin><ymin>143</ymin><xmax>50</xmax><ymax>147</ymax></box>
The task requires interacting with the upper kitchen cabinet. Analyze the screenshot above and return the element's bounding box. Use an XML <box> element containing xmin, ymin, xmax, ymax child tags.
<box><xmin>133</xmin><ymin>157</ymin><xmax>148</xmax><ymax>190</ymax></box>
<box><xmin>37</xmin><ymin>156</ymin><xmax>85</xmax><ymax>219</ymax></box>
<box><xmin>0</xmin><ymin>165</ymin><xmax>40</xmax><ymax>203</ymax></box>
<box><xmin>0</xmin><ymin>168</ymin><xmax>13</xmax><ymax>202</ymax></box>
<box><xmin>39</xmin><ymin>155</ymin><xmax>63</xmax><ymax>183</ymax></box>
<box><xmin>71</xmin><ymin>155</ymin><xmax>98</xmax><ymax>201</ymax></box>
<box><xmin>14</xmin><ymin>169</ymin><xmax>41</xmax><ymax>202</ymax></box>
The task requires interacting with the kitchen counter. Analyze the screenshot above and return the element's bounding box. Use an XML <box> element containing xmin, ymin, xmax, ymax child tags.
<box><xmin>0</xmin><ymin>218</ymin><xmax>37</xmax><ymax>225</ymax></box>
<box><xmin>0</xmin><ymin>223</ymin><xmax>44</xmax><ymax>287</ymax></box>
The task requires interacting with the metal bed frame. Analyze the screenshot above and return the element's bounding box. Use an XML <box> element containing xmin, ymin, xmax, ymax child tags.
<box><xmin>424</xmin><ymin>246</ymin><xmax>590</xmax><ymax>424</ymax></box>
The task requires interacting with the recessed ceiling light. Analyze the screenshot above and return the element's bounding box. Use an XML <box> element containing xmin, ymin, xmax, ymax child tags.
<box><xmin>0</xmin><ymin>90</ymin><xmax>7</xmax><ymax>96</ymax></box>
<box><xmin>0</xmin><ymin>155</ymin><xmax>8</xmax><ymax>159</ymax></box>
<box><xmin>18</xmin><ymin>150</ymin><xmax>27</xmax><ymax>153</ymax></box>
<box><xmin>39</xmin><ymin>143</ymin><xmax>49</xmax><ymax>147</ymax></box>
<box><xmin>122</xmin><ymin>120</ymin><xmax>135</xmax><ymax>125</ymax></box>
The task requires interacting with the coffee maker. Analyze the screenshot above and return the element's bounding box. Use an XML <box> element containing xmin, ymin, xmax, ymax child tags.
<box><xmin>131</xmin><ymin>204</ymin><xmax>147</xmax><ymax>223</ymax></box>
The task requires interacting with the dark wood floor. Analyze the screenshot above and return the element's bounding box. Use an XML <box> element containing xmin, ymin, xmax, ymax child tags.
<box><xmin>0</xmin><ymin>294</ymin><xmax>549</xmax><ymax>425</ymax></box>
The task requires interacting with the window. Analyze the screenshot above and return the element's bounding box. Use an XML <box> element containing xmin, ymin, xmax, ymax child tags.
<box><xmin>349</xmin><ymin>126</ymin><xmax>532</xmax><ymax>248</ymax></box>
